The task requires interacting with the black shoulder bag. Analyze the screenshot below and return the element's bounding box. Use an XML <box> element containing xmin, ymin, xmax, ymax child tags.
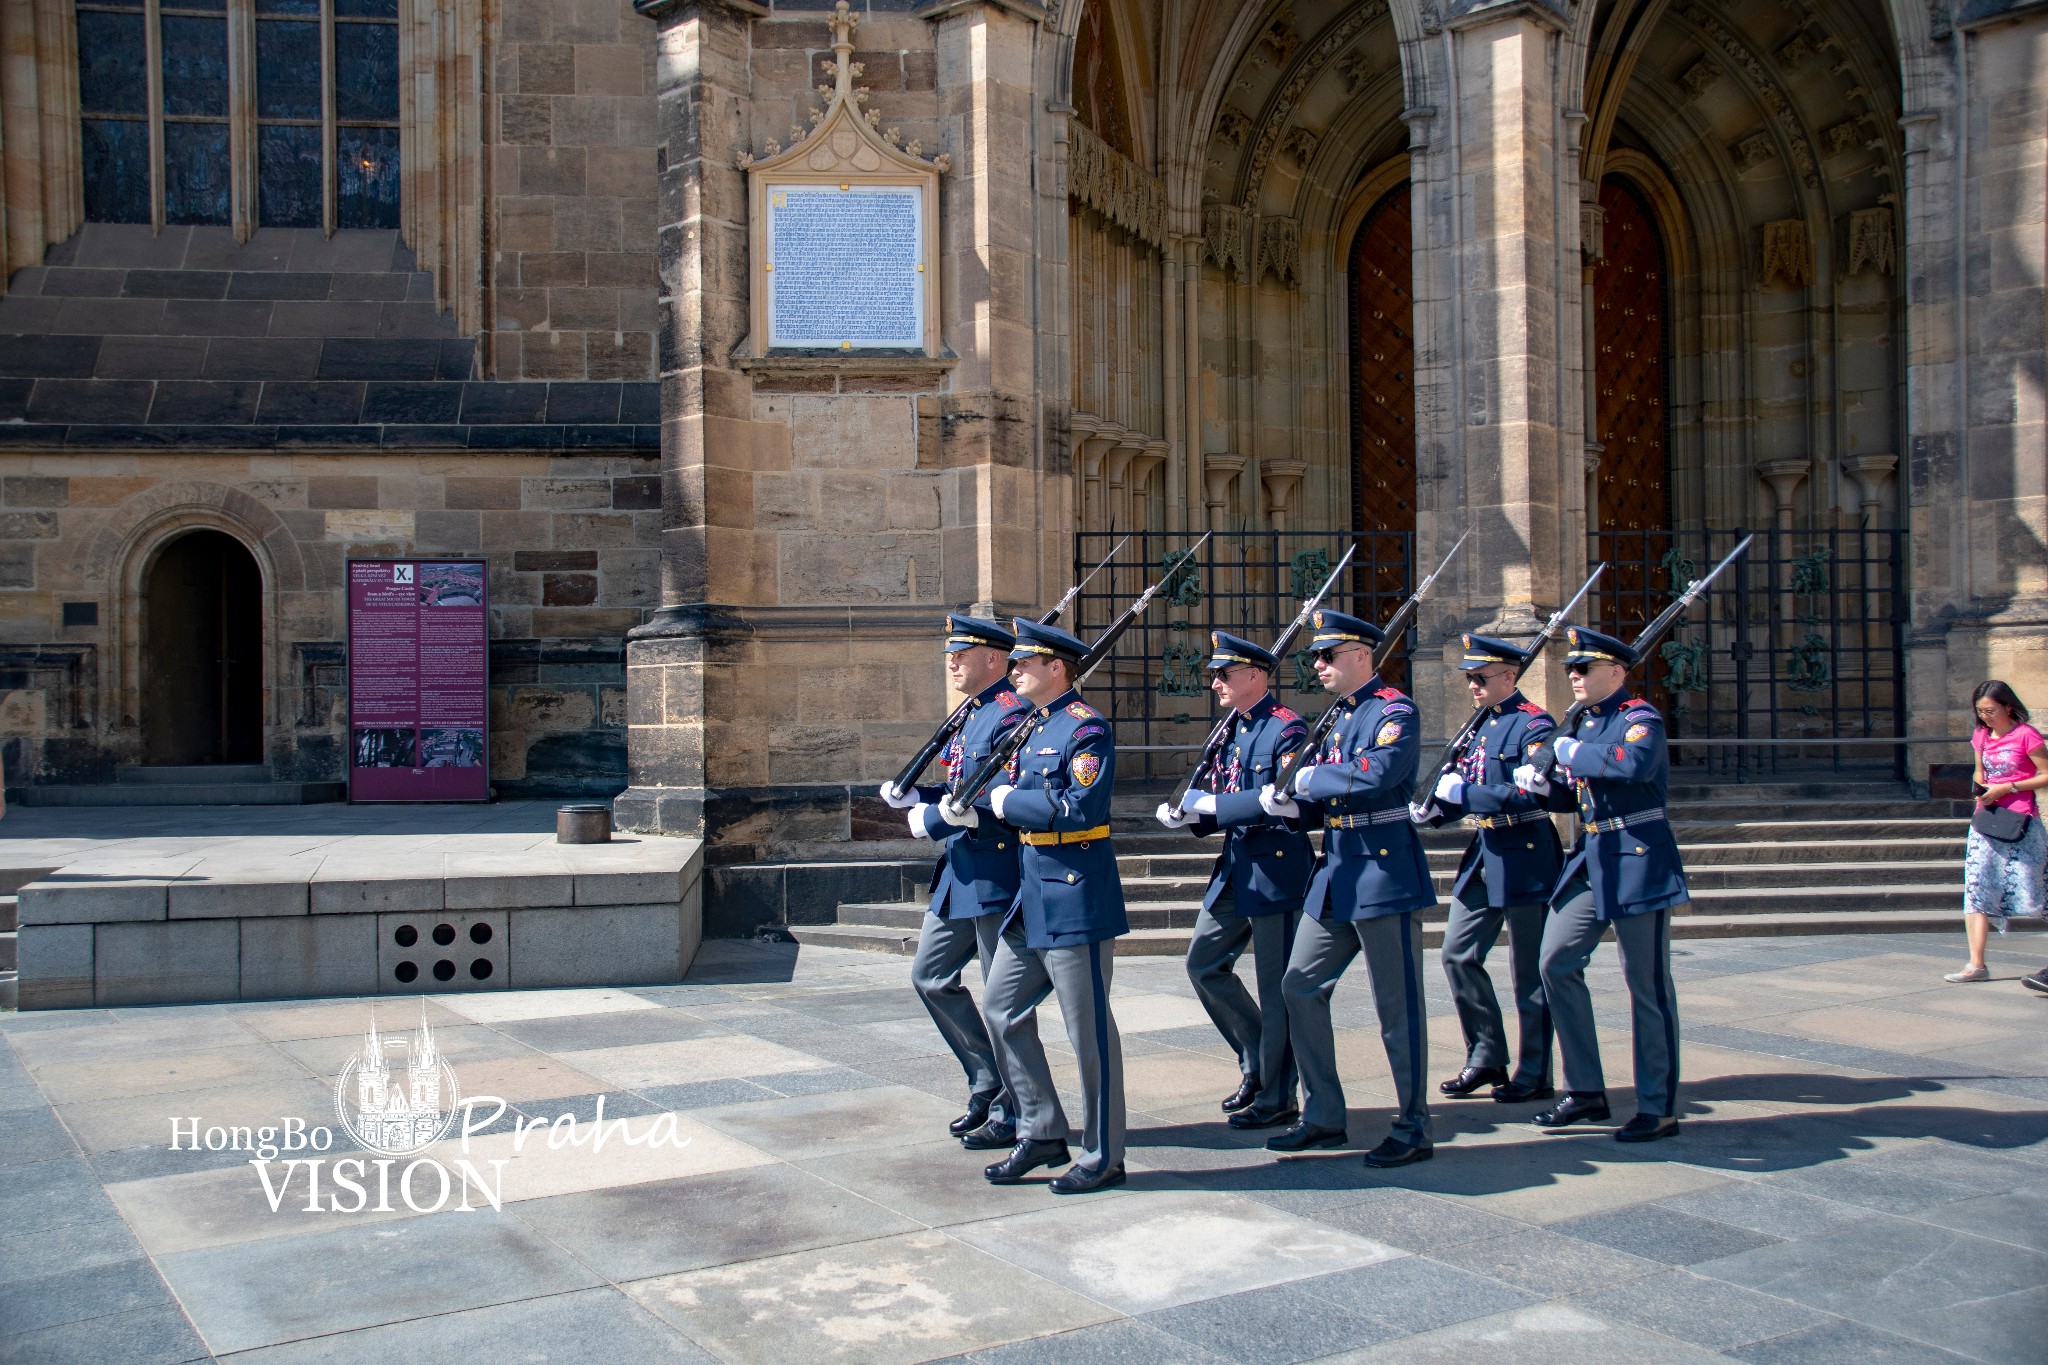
<box><xmin>1972</xmin><ymin>801</ymin><xmax>2031</xmax><ymax>842</ymax></box>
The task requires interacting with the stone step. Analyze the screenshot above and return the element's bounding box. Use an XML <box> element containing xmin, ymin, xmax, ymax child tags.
<box><xmin>0</xmin><ymin>896</ymin><xmax>15</xmax><ymax>933</ymax></box>
<box><xmin>117</xmin><ymin>764</ymin><xmax>272</xmax><ymax>785</ymax></box>
<box><xmin>0</xmin><ymin>970</ymin><xmax>14</xmax><ymax>1010</ymax></box>
<box><xmin>9</xmin><ymin>780</ymin><xmax>346</xmax><ymax>807</ymax></box>
<box><xmin>0</xmin><ymin>931</ymin><xmax>13</xmax><ymax>972</ymax></box>
<box><xmin>1120</xmin><ymin>839</ymin><xmax>1967</xmax><ymax>879</ymax></box>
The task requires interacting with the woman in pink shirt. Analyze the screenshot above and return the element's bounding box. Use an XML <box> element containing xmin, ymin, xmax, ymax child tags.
<box><xmin>1948</xmin><ymin>680</ymin><xmax>2048</xmax><ymax>983</ymax></box>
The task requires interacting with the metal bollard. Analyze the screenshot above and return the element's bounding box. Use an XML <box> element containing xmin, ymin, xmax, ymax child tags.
<box><xmin>556</xmin><ymin>803</ymin><xmax>612</xmax><ymax>844</ymax></box>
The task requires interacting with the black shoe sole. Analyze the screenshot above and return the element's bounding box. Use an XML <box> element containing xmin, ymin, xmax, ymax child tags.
<box><xmin>1439</xmin><ymin>1073</ymin><xmax>1510</xmax><ymax>1097</ymax></box>
<box><xmin>1229</xmin><ymin>1110</ymin><xmax>1300</xmax><ymax>1131</ymax></box>
<box><xmin>2023</xmin><ymin>976</ymin><xmax>2048</xmax><ymax>996</ymax></box>
<box><xmin>1615</xmin><ymin>1122</ymin><xmax>1680</xmax><ymax>1143</ymax></box>
<box><xmin>1362</xmin><ymin>1147</ymin><xmax>1434</xmax><ymax>1168</ymax></box>
<box><xmin>1051</xmin><ymin>1167</ymin><xmax>1128</xmax><ymax>1194</ymax></box>
<box><xmin>959</xmin><ymin>1130</ymin><xmax>1017</xmax><ymax>1151</ymax></box>
<box><xmin>1535</xmin><ymin>1110</ymin><xmax>1610</xmax><ymax>1130</ymax></box>
<box><xmin>1266</xmin><ymin>1131</ymin><xmax>1348</xmax><ymax>1152</ymax></box>
<box><xmin>1492</xmin><ymin>1088</ymin><xmax>1557</xmax><ymax>1104</ymax></box>
<box><xmin>984</xmin><ymin>1149</ymin><xmax>1070</xmax><ymax>1184</ymax></box>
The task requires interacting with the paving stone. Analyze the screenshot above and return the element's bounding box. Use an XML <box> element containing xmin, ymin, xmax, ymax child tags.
<box><xmin>2</xmin><ymin>1255</ymin><xmax>177</xmax><ymax>1333</ymax></box>
<box><xmin>1139</xmin><ymin>1278</ymin><xmax>1394</xmax><ymax>1363</ymax></box>
<box><xmin>0</xmin><ymin>1304</ymin><xmax>210</xmax><ymax>1365</ymax></box>
<box><xmin>627</xmin><ymin>1230</ymin><xmax>1117</xmax><ymax>1364</ymax></box>
<box><xmin>1314</xmin><ymin>1302</ymin><xmax>1728</xmax><ymax>1363</ymax></box>
<box><xmin>157</xmin><ymin>1211</ymin><xmax>604</xmax><ymax>1354</ymax></box>
<box><xmin>1913</xmin><ymin>1189</ymin><xmax>2048</xmax><ymax>1253</ymax></box>
<box><xmin>1431</xmin><ymin>1226</ymin><xmax>1664</xmax><ymax>1295</ymax></box>
<box><xmin>798</xmin><ymin>1138</ymin><xmax>1139</xmax><ymax>1228</ymax></box>
<box><xmin>951</xmin><ymin>1189</ymin><xmax>1403</xmax><ymax>1315</ymax></box>
<box><xmin>1549</xmin><ymin>1203</ymin><xmax>1783</xmax><ymax>1264</ymax></box>
<box><xmin>689</xmin><ymin>1083</ymin><xmax>965</xmax><ymax>1162</ymax></box>
<box><xmin>1726</xmin><ymin>1319</ymin><xmax>1981</xmax><ymax>1365</ymax></box>
<box><xmin>1652</xmin><ymin>1181</ymin><xmax>1877</xmax><ymax>1239</ymax></box>
<box><xmin>1292</xmin><ymin>1253</ymin><xmax>1539</xmax><ymax>1335</ymax></box>
<box><xmin>508</xmin><ymin>1089</ymin><xmax>664</xmax><ymax>1123</ymax></box>
<box><xmin>492</xmin><ymin>1006</ymin><xmax>722</xmax><ymax>1052</ymax></box>
<box><xmin>0</xmin><ymin>1157</ymin><xmax>118</xmax><ymax>1235</ymax></box>
<box><xmin>0</xmin><ymin>1102</ymin><xmax>79</xmax><ymax>1167</ymax></box>
<box><xmin>0</xmin><ymin>1216</ymin><xmax>145</xmax><ymax>1288</ymax></box>
<box><xmin>749</xmin><ymin>1065</ymin><xmax>887</xmax><ymax>1098</ymax></box>
<box><xmin>219</xmin><ymin>1287</ymin><xmax>713</xmax><ymax>1363</ymax></box>
<box><xmin>1762</xmin><ymin>1141</ymin><xmax>2044</xmax><ymax>1214</ymax></box>
<box><xmin>1568</xmin><ymin>1270</ymin><xmax>1829</xmax><ymax>1350</ymax></box>
<box><xmin>967</xmin><ymin>1318</ymin><xmax>1233</xmax><ymax>1364</ymax></box>
<box><xmin>634</xmin><ymin>1077</ymin><xmax>782</xmax><ymax>1109</ymax></box>
<box><xmin>1305</xmin><ymin>1187</ymin><xmax>1530</xmax><ymax>1250</ymax></box>
<box><xmin>556</xmin><ymin>1035</ymin><xmax>828</xmax><ymax>1090</ymax></box>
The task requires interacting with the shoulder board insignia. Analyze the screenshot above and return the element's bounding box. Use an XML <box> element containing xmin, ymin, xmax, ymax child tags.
<box><xmin>1518</xmin><ymin>701</ymin><xmax>1545</xmax><ymax>715</ymax></box>
<box><xmin>1624</xmin><ymin>723</ymin><xmax>1651</xmax><ymax>743</ymax></box>
<box><xmin>1373</xmin><ymin>686</ymin><xmax>1403</xmax><ymax>701</ymax></box>
<box><xmin>1066</xmin><ymin>702</ymin><xmax>1097</xmax><ymax>720</ymax></box>
<box><xmin>1271</xmin><ymin>705</ymin><xmax>1301</xmax><ymax>723</ymax></box>
<box><xmin>997</xmin><ymin>690</ymin><xmax>1021</xmax><ymax>708</ymax></box>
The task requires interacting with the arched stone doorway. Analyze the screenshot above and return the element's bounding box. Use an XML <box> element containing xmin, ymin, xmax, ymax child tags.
<box><xmin>1592</xmin><ymin>176</ymin><xmax>1670</xmax><ymax>536</ymax></box>
<box><xmin>143</xmin><ymin>530</ymin><xmax>264</xmax><ymax>766</ymax></box>
<box><xmin>1348</xmin><ymin>183</ymin><xmax>1414</xmax><ymax>541</ymax></box>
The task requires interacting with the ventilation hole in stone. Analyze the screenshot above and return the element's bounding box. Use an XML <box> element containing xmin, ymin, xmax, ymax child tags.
<box><xmin>432</xmin><ymin>923</ymin><xmax>456</xmax><ymax>946</ymax></box>
<box><xmin>394</xmin><ymin>924</ymin><xmax>418</xmax><ymax>947</ymax></box>
<box><xmin>432</xmin><ymin>959</ymin><xmax>456</xmax><ymax>981</ymax></box>
<box><xmin>470</xmin><ymin>923</ymin><xmax>493</xmax><ymax>945</ymax></box>
<box><xmin>394</xmin><ymin>960</ymin><xmax>419</xmax><ymax>983</ymax></box>
<box><xmin>470</xmin><ymin>958</ymin><xmax>493</xmax><ymax>980</ymax></box>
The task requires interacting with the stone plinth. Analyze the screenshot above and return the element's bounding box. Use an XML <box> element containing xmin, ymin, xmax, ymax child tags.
<box><xmin>14</xmin><ymin>833</ymin><xmax>703</xmax><ymax>1008</ymax></box>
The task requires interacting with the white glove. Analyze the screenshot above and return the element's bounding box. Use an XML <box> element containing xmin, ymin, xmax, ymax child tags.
<box><xmin>938</xmin><ymin>799</ymin><xmax>979</xmax><ymax>830</ymax></box>
<box><xmin>1156</xmin><ymin>802</ymin><xmax>1195</xmax><ymax>830</ymax></box>
<box><xmin>1551</xmin><ymin>737</ymin><xmax>1581</xmax><ymax>766</ymax></box>
<box><xmin>1434</xmin><ymin>772</ymin><xmax>1465</xmax><ymax>804</ymax></box>
<box><xmin>1409</xmin><ymin>801</ymin><xmax>1441</xmax><ymax>825</ymax></box>
<box><xmin>1188</xmin><ymin>792</ymin><xmax>1219</xmax><ymax>816</ymax></box>
<box><xmin>879</xmin><ymin>780</ymin><xmax>917</xmax><ymax>810</ymax></box>
<box><xmin>1292</xmin><ymin>764</ymin><xmax>1316</xmax><ymax>796</ymax></box>
<box><xmin>908</xmin><ymin>804</ymin><xmax>933</xmax><ymax>839</ymax></box>
<box><xmin>1259</xmin><ymin>784</ymin><xmax>1300</xmax><ymax>819</ymax></box>
<box><xmin>1513</xmin><ymin>764</ymin><xmax>1551</xmax><ymax>796</ymax></box>
<box><xmin>989</xmin><ymin>784</ymin><xmax>1015</xmax><ymax>822</ymax></box>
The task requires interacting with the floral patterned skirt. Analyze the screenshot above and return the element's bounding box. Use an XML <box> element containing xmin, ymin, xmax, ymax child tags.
<box><xmin>1963</xmin><ymin>819</ymin><xmax>2048</xmax><ymax>930</ymax></box>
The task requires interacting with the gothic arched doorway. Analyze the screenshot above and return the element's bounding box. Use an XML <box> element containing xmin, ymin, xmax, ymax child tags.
<box><xmin>1593</xmin><ymin>176</ymin><xmax>1669</xmax><ymax>533</ymax></box>
<box><xmin>1347</xmin><ymin>182</ymin><xmax>1415</xmax><ymax>681</ymax></box>
<box><xmin>143</xmin><ymin>530</ymin><xmax>264</xmax><ymax>766</ymax></box>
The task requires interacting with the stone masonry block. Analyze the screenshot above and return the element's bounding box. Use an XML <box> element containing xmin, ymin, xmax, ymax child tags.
<box><xmin>95</xmin><ymin>919</ymin><xmax>240</xmax><ymax>1006</ymax></box>
<box><xmin>443</xmin><ymin>862</ymin><xmax>574</xmax><ymax>910</ymax></box>
<box><xmin>19</xmin><ymin>878</ymin><xmax>170</xmax><ymax>924</ymax></box>
<box><xmin>16</xmin><ymin>924</ymin><xmax>92</xmax><ymax>1009</ymax></box>
<box><xmin>241</xmin><ymin>915</ymin><xmax>378</xmax><ymax>1001</ymax></box>
<box><xmin>169</xmin><ymin>873</ymin><xmax>312</xmax><ymax>920</ymax></box>
<box><xmin>506</xmin><ymin>904</ymin><xmax>683</xmax><ymax>989</ymax></box>
<box><xmin>311</xmin><ymin>869</ymin><xmax>444</xmax><ymax>914</ymax></box>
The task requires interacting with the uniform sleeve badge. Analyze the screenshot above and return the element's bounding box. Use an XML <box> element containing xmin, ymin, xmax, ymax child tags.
<box><xmin>1624</xmin><ymin>723</ymin><xmax>1650</xmax><ymax>743</ymax></box>
<box><xmin>1072</xmin><ymin>752</ymin><xmax>1101</xmax><ymax>787</ymax></box>
<box><xmin>1375</xmin><ymin>721</ymin><xmax>1403</xmax><ymax>746</ymax></box>
<box><xmin>1526</xmin><ymin>741</ymin><xmax>1543</xmax><ymax>754</ymax></box>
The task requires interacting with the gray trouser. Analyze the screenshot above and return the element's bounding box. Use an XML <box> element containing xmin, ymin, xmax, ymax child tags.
<box><xmin>1442</xmin><ymin>897</ymin><xmax>1553</xmax><ymax>1086</ymax></box>
<box><xmin>1186</xmin><ymin>895</ymin><xmax>1299</xmax><ymax>1114</ymax></box>
<box><xmin>981</xmin><ymin>928</ymin><xmax>1125</xmax><ymax>1172</ymax></box>
<box><xmin>1282</xmin><ymin>911</ymin><xmax>1432</xmax><ymax>1147</ymax></box>
<box><xmin>1538</xmin><ymin>883</ymin><xmax>1681</xmax><ymax>1117</ymax></box>
<box><xmin>911</xmin><ymin>911</ymin><xmax>1010</xmax><ymax>1123</ymax></box>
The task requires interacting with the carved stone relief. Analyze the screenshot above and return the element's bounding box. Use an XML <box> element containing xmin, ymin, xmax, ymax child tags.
<box><xmin>1734</xmin><ymin>132</ymin><xmax>1777</xmax><ymax>169</ymax></box>
<box><xmin>1845</xmin><ymin>206</ymin><xmax>1896</xmax><ymax>276</ymax></box>
<box><xmin>1234</xmin><ymin>2</ymin><xmax>1388</xmax><ymax>207</ymax></box>
<box><xmin>1680</xmin><ymin>58</ymin><xmax>1720</xmax><ymax>99</ymax></box>
<box><xmin>1204</xmin><ymin>204</ymin><xmax>1253</xmax><ymax>281</ymax></box>
<box><xmin>1280</xmin><ymin>127</ymin><xmax>1321</xmax><ymax>168</ymax></box>
<box><xmin>1685</xmin><ymin>5</ymin><xmax>1820</xmax><ymax>189</ymax></box>
<box><xmin>1259</xmin><ymin>216</ymin><xmax>1302</xmax><ymax>287</ymax></box>
<box><xmin>1215</xmin><ymin>108</ymin><xmax>1252</xmax><ymax>148</ymax></box>
<box><xmin>1762</xmin><ymin>218</ymin><xmax>1811</xmax><ymax>288</ymax></box>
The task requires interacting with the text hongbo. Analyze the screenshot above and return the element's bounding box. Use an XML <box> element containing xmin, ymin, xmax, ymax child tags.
<box><xmin>167</xmin><ymin>1097</ymin><xmax>693</xmax><ymax>1214</ymax></box>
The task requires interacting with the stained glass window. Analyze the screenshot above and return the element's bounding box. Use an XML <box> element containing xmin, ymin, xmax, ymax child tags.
<box><xmin>76</xmin><ymin>0</ymin><xmax>402</xmax><ymax>232</ymax></box>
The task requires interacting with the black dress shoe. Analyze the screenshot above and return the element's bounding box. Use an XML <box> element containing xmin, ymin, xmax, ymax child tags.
<box><xmin>1491</xmin><ymin>1079</ymin><xmax>1557</xmax><ymax>1104</ymax></box>
<box><xmin>1361</xmin><ymin>1137</ymin><xmax>1434</xmax><ymax>1168</ymax></box>
<box><xmin>959</xmin><ymin>1121</ymin><xmax>1018</xmax><ymax>1150</ymax></box>
<box><xmin>1265</xmin><ymin>1121</ymin><xmax>1348</xmax><ymax>1152</ymax></box>
<box><xmin>984</xmin><ymin>1138</ymin><xmax>1071</xmax><ymax>1184</ymax></box>
<box><xmin>1439</xmin><ymin>1065</ymin><xmax>1509</xmax><ymax>1097</ymax></box>
<box><xmin>1227</xmin><ymin>1106</ymin><xmax>1300</xmax><ymax>1131</ymax></box>
<box><xmin>1614</xmin><ymin>1113</ymin><xmax>1680</xmax><ymax>1143</ymax></box>
<box><xmin>949</xmin><ymin>1093</ymin><xmax>995</xmax><ymax>1137</ymax></box>
<box><xmin>1533</xmin><ymin>1092</ymin><xmax>1611</xmax><ymax>1129</ymax></box>
<box><xmin>1221</xmin><ymin>1076</ymin><xmax>1260</xmax><ymax>1113</ymax></box>
<box><xmin>1049</xmin><ymin>1162</ymin><xmax>1127</xmax><ymax>1194</ymax></box>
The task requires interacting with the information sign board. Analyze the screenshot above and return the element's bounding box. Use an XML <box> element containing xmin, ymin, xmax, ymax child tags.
<box><xmin>764</xmin><ymin>184</ymin><xmax>925</xmax><ymax>350</ymax></box>
<box><xmin>347</xmin><ymin>559</ymin><xmax>490</xmax><ymax>802</ymax></box>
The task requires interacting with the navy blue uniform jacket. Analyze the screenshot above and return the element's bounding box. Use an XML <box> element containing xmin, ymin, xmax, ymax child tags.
<box><xmin>1188</xmin><ymin>694</ymin><xmax>1313</xmax><ymax>917</ymax></box>
<box><xmin>1434</xmin><ymin>690</ymin><xmax>1565</xmax><ymax>907</ymax></box>
<box><xmin>999</xmin><ymin>689</ymin><xmax>1130</xmax><ymax>949</ymax></box>
<box><xmin>914</xmin><ymin>679</ymin><xmax>1032</xmax><ymax>918</ymax></box>
<box><xmin>1300</xmin><ymin>676</ymin><xmax>1436</xmax><ymax>921</ymax></box>
<box><xmin>1540</xmin><ymin>691</ymin><xmax>1690</xmax><ymax>918</ymax></box>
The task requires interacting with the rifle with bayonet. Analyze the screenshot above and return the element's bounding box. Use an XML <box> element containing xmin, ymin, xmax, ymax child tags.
<box><xmin>1529</xmin><ymin>533</ymin><xmax>1755</xmax><ymax>779</ymax></box>
<box><xmin>943</xmin><ymin>531</ymin><xmax>1214</xmax><ymax>817</ymax></box>
<box><xmin>1410</xmin><ymin>561</ymin><xmax>1607</xmax><ymax>810</ymax></box>
<box><xmin>1269</xmin><ymin>528</ymin><xmax>1472</xmax><ymax>799</ymax></box>
<box><xmin>883</xmin><ymin>535</ymin><xmax>1129</xmax><ymax>799</ymax></box>
<box><xmin>1164</xmin><ymin>542</ymin><xmax>1358</xmax><ymax>820</ymax></box>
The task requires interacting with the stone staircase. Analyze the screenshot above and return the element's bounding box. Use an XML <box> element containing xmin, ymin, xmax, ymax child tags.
<box><xmin>0</xmin><ymin>865</ymin><xmax>57</xmax><ymax>1009</ymax></box>
<box><xmin>789</xmin><ymin>776</ymin><xmax>2019</xmax><ymax>956</ymax></box>
<box><xmin>9</xmin><ymin>764</ymin><xmax>344</xmax><ymax>807</ymax></box>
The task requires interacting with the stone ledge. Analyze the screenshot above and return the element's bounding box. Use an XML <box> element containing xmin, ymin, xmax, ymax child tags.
<box><xmin>734</xmin><ymin>351</ymin><xmax>956</xmax><ymax>393</ymax></box>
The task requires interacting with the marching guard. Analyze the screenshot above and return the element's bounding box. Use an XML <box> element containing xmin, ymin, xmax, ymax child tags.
<box><xmin>1515</xmin><ymin>626</ymin><xmax>1688</xmax><ymax>1142</ymax></box>
<box><xmin>1157</xmin><ymin>631</ymin><xmax>1312</xmax><ymax>1130</ymax></box>
<box><xmin>1413</xmin><ymin>634</ymin><xmax>1561</xmax><ymax>1104</ymax></box>
<box><xmin>879</xmin><ymin>614</ymin><xmax>1031</xmax><ymax>1143</ymax></box>
<box><xmin>977</xmin><ymin>619</ymin><xmax>1131</xmax><ymax>1193</ymax></box>
<box><xmin>1260</xmin><ymin>609</ymin><xmax>1436</xmax><ymax>1168</ymax></box>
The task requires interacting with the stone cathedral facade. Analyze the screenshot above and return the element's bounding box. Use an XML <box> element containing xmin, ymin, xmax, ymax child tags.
<box><xmin>0</xmin><ymin>0</ymin><xmax>2040</xmax><ymax>927</ymax></box>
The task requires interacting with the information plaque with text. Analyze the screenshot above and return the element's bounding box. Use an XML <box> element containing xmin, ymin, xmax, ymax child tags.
<box><xmin>347</xmin><ymin>559</ymin><xmax>490</xmax><ymax>802</ymax></box>
<box><xmin>765</xmin><ymin>184</ymin><xmax>925</xmax><ymax>350</ymax></box>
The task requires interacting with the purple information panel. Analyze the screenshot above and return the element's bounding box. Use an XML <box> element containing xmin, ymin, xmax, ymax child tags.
<box><xmin>347</xmin><ymin>559</ymin><xmax>490</xmax><ymax>802</ymax></box>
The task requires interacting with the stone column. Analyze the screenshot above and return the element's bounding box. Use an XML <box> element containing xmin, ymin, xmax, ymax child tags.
<box><xmin>1840</xmin><ymin>453</ymin><xmax>1897</xmax><ymax>528</ymax></box>
<box><xmin>616</xmin><ymin>0</ymin><xmax>764</xmax><ymax>838</ymax></box>
<box><xmin>1203</xmin><ymin>452</ymin><xmax>1246</xmax><ymax>532</ymax></box>
<box><xmin>1261</xmin><ymin>458</ymin><xmax>1308</xmax><ymax>534</ymax></box>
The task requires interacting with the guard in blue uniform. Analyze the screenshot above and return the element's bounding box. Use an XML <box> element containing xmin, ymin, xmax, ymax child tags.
<box><xmin>1157</xmin><ymin>631</ymin><xmax>1312</xmax><ymax>1130</ymax></box>
<box><xmin>879</xmin><ymin>615</ymin><xmax>1032</xmax><ymax>1143</ymax></box>
<box><xmin>979</xmin><ymin>618</ymin><xmax>1130</xmax><ymax>1193</ymax></box>
<box><xmin>1514</xmin><ymin>626</ymin><xmax>1687</xmax><ymax>1142</ymax></box>
<box><xmin>1413</xmin><ymin>634</ymin><xmax>1561</xmax><ymax>1104</ymax></box>
<box><xmin>1259</xmin><ymin>609</ymin><xmax>1435</xmax><ymax>1168</ymax></box>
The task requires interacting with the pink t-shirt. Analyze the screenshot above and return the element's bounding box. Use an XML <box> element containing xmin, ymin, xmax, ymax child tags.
<box><xmin>1974</xmin><ymin>722</ymin><xmax>2045</xmax><ymax>815</ymax></box>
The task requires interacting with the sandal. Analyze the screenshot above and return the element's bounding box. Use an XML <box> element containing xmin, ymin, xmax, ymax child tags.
<box><xmin>1944</xmin><ymin>965</ymin><xmax>1990</xmax><ymax>983</ymax></box>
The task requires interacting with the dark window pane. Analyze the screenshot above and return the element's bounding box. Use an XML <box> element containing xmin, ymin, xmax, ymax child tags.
<box><xmin>335</xmin><ymin>0</ymin><xmax>398</xmax><ymax>17</ymax></box>
<box><xmin>78</xmin><ymin>0</ymin><xmax>143</xmax><ymax>9</ymax></box>
<box><xmin>162</xmin><ymin>0</ymin><xmax>225</xmax><ymax>11</ymax></box>
<box><xmin>256</xmin><ymin>18</ymin><xmax>322</xmax><ymax>119</ymax></box>
<box><xmin>77</xmin><ymin>11</ymin><xmax>147</xmax><ymax>115</ymax></box>
<box><xmin>164</xmin><ymin>121</ymin><xmax>231</xmax><ymax>224</ymax></box>
<box><xmin>81</xmin><ymin>119</ymin><xmax>151</xmax><ymax>223</ymax></box>
<box><xmin>258</xmin><ymin>124</ymin><xmax>324</xmax><ymax>227</ymax></box>
<box><xmin>337</xmin><ymin>126</ymin><xmax>399</xmax><ymax>229</ymax></box>
<box><xmin>160</xmin><ymin>15</ymin><xmax>228</xmax><ymax>117</ymax></box>
<box><xmin>256</xmin><ymin>0</ymin><xmax>318</xmax><ymax>12</ymax></box>
<box><xmin>335</xmin><ymin>23</ymin><xmax>399</xmax><ymax>122</ymax></box>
